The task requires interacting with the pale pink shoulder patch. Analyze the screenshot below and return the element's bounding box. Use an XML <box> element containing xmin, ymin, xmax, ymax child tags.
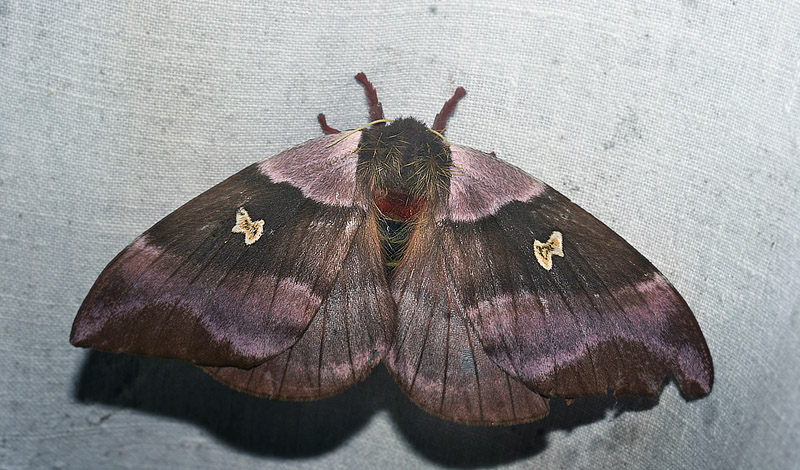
<box><xmin>259</xmin><ymin>132</ymin><xmax>362</xmax><ymax>207</ymax></box>
<box><xmin>446</xmin><ymin>146</ymin><xmax>546</xmax><ymax>222</ymax></box>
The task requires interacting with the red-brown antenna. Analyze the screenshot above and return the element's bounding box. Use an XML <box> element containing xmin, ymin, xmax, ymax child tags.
<box><xmin>432</xmin><ymin>87</ymin><xmax>467</xmax><ymax>133</ymax></box>
<box><xmin>355</xmin><ymin>72</ymin><xmax>386</xmax><ymax>124</ymax></box>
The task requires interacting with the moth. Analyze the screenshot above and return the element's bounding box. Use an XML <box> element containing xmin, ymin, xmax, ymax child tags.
<box><xmin>71</xmin><ymin>73</ymin><xmax>713</xmax><ymax>425</ymax></box>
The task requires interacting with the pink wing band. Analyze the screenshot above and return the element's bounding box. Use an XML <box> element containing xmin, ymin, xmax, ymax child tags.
<box><xmin>260</xmin><ymin>132</ymin><xmax>363</xmax><ymax>208</ymax></box>
<box><xmin>445</xmin><ymin>146</ymin><xmax>546</xmax><ymax>222</ymax></box>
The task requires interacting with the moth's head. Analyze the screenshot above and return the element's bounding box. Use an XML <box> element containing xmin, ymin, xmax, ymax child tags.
<box><xmin>357</xmin><ymin>118</ymin><xmax>453</xmax><ymax>221</ymax></box>
<box><xmin>316</xmin><ymin>73</ymin><xmax>465</xmax><ymax>221</ymax></box>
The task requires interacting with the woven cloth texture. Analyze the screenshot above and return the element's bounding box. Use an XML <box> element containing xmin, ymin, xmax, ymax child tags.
<box><xmin>1</xmin><ymin>1</ymin><xmax>798</xmax><ymax>469</ymax></box>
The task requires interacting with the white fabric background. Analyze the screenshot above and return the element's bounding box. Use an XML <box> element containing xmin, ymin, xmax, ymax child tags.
<box><xmin>2</xmin><ymin>1</ymin><xmax>799</xmax><ymax>469</ymax></box>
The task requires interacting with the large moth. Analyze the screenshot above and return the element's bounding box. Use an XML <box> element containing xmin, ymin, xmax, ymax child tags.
<box><xmin>71</xmin><ymin>73</ymin><xmax>713</xmax><ymax>425</ymax></box>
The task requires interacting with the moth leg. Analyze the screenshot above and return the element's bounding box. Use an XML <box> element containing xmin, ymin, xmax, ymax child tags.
<box><xmin>355</xmin><ymin>72</ymin><xmax>386</xmax><ymax>124</ymax></box>
<box><xmin>317</xmin><ymin>113</ymin><xmax>340</xmax><ymax>134</ymax></box>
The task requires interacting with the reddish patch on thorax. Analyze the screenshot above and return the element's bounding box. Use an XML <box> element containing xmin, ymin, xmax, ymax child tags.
<box><xmin>374</xmin><ymin>190</ymin><xmax>425</xmax><ymax>221</ymax></box>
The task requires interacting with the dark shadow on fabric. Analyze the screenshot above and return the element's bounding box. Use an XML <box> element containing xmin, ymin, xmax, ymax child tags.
<box><xmin>75</xmin><ymin>351</ymin><xmax>660</xmax><ymax>466</ymax></box>
<box><xmin>73</xmin><ymin>350</ymin><xmax>390</xmax><ymax>457</ymax></box>
<box><xmin>387</xmin><ymin>386</ymin><xmax>659</xmax><ymax>468</ymax></box>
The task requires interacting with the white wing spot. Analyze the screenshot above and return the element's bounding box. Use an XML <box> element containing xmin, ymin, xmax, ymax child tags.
<box><xmin>533</xmin><ymin>231</ymin><xmax>564</xmax><ymax>271</ymax></box>
<box><xmin>231</xmin><ymin>207</ymin><xmax>265</xmax><ymax>245</ymax></box>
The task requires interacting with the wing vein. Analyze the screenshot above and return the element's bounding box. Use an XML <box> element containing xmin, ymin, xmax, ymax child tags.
<box><xmin>460</xmin><ymin>308</ymin><xmax>485</xmax><ymax>422</ymax></box>
<box><xmin>409</xmin><ymin>259</ymin><xmax>441</xmax><ymax>391</ymax></box>
<box><xmin>341</xmin><ymin>268</ymin><xmax>356</xmax><ymax>384</ymax></box>
<box><xmin>276</xmin><ymin>345</ymin><xmax>294</xmax><ymax>397</ymax></box>
<box><xmin>504</xmin><ymin>373</ymin><xmax>518</xmax><ymax>422</ymax></box>
<box><xmin>187</xmin><ymin>233</ymin><xmax>235</xmax><ymax>285</ymax></box>
<box><xmin>440</xmin><ymin>267</ymin><xmax>451</xmax><ymax>414</ymax></box>
<box><xmin>440</xmin><ymin>238</ymin><xmax>485</xmax><ymax>421</ymax></box>
<box><xmin>148</xmin><ymin>228</ymin><xmax>222</xmax><ymax>349</ymax></box>
<box><xmin>317</xmin><ymin>291</ymin><xmax>329</xmax><ymax>395</ymax></box>
<box><xmin>394</xmin><ymin>244</ymin><xmax>430</xmax><ymax>360</ymax></box>
<box><xmin>213</xmin><ymin>242</ymin><xmax>249</xmax><ymax>288</ymax></box>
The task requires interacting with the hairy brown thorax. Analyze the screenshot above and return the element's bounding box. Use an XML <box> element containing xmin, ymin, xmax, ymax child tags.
<box><xmin>357</xmin><ymin>118</ymin><xmax>453</xmax><ymax>222</ymax></box>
